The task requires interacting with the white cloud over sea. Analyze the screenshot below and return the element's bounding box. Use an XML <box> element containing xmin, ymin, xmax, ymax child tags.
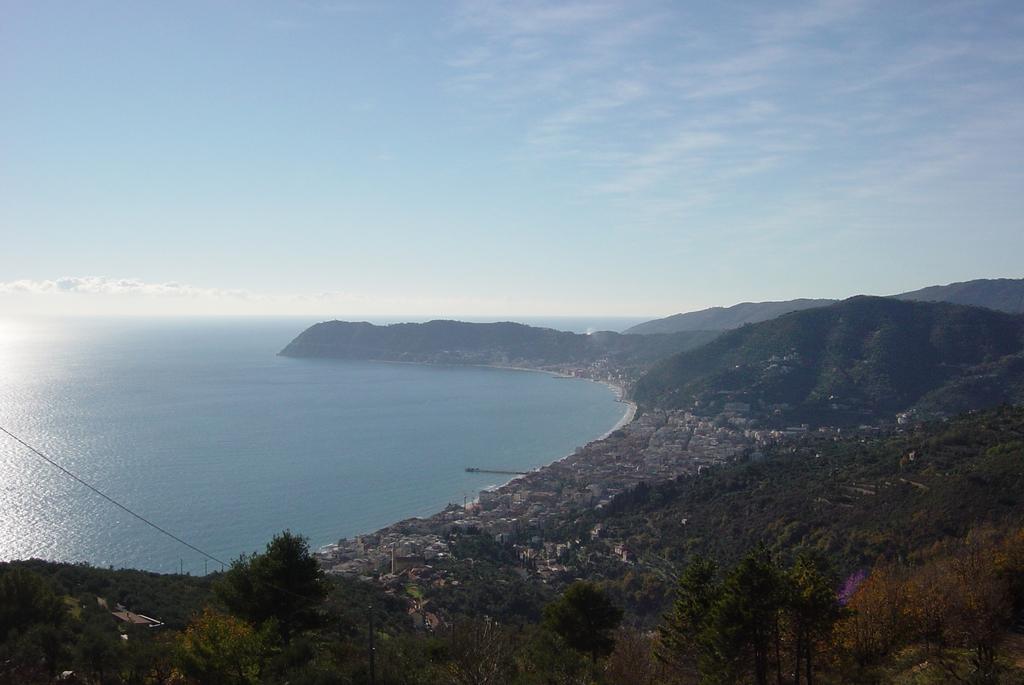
<box><xmin>0</xmin><ymin>277</ymin><xmax>253</xmax><ymax>299</ymax></box>
<box><xmin>0</xmin><ymin>277</ymin><xmax>551</xmax><ymax>317</ymax></box>
<box><xmin>4</xmin><ymin>1</ymin><xmax>1023</xmax><ymax>316</ymax></box>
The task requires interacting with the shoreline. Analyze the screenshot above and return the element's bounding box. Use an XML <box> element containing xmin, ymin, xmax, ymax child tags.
<box><xmin>315</xmin><ymin>358</ymin><xmax>639</xmax><ymax>548</ymax></box>
<box><xmin>317</xmin><ymin>358</ymin><xmax>720</xmax><ymax>578</ymax></box>
<box><xmin>470</xmin><ymin>383</ymin><xmax>637</xmax><ymax>500</ymax></box>
<box><xmin>602</xmin><ymin>395</ymin><xmax>638</xmax><ymax>439</ymax></box>
<box><xmin>294</xmin><ymin>355</ymin><xmax>638</xmax><ymax>478</ymax></box>
<box><xmin>475</xmin><ymin>364</ymin><xmax>637</xmax><ymax>440</ymax></box>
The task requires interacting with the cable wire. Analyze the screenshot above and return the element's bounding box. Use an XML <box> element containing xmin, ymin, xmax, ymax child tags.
<box><xmin>0</xmin><ymin>424</ymin><xmax>228</xmax><ymax>569</ymax></box>
<box><xmin>1</xmin><ymin>424</ymin><xmax>334</xmax><ymax>611</ymax></box>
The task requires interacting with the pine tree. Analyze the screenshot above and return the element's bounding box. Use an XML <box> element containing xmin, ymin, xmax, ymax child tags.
<box><xmin>542</xmin><ymin>581</ymin><xmax>623</xmax><ymax>663</ymax></box>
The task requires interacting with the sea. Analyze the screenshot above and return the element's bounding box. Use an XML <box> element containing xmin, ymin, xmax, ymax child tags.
<box><xmin>0</xmin><ymin>316</ymin><xmax>643</xmax><ymax>574</ymax></box>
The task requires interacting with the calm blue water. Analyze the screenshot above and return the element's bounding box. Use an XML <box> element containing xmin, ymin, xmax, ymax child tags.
<box><xmin>0</xmin><ymin>318</ymin><xmax>626</xmax><ymax>574</ymax></box>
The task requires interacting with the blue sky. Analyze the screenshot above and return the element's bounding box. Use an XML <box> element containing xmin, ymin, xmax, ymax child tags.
<box><xmin>2</xmin><ymin>0</ymin><xmax>1022</xmax><ymax>317</ymax></box>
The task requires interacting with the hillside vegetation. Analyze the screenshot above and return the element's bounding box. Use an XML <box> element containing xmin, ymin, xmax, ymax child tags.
<box><xmin>628</xmin><ymin>277</ymin><xmax>1024</xmax><ymax>335</ymax></box>
<box><xmin>633</xmin><ymin>297</ymin><xmax>1024</xmax><ymax>425</ymax></box>
<box><xmin>897</xmin><ymin>277</ymin><xmax>1024</xmax><ymax>313</ymax></box>
<box><xmin>578</xmin><ymin>405</ymin><xmax>1024</xmax><ymax>575</ymax></box>
<box><xmin>625</xmin><ymin>299</ymin><xmax>836</xmax><ymax>334</ymax></box>
<box><xmin>5</xmin><ymin>408</ymin><xmax>1024</xmax><ymax>683</ymax></box>
<box><xmin>280</xmin><ymin>319</ymin><xmax>718</xmax><ymax>373</ymax></box>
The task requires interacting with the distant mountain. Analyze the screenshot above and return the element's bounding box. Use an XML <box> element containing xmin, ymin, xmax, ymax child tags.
<box><xmin>625</xmin><ymin>278</ymin><xmax>1024</xmax><ymax>334</ymax></box>
<box><xmin>279</xmin><ymin>320</ymin><xmax>719</xmax><ymax>374</ymax></box>
<box><xmin>624</xmin><ymin>299</ymin><xmax>836</xmax><ymax>334</ymax></box>
<box><xmin>895</xmin><ymin>277</ymin><xmax>1024</xmax><ymax>312</ymax></box>
<box><xmin>632</xmin><ymin>296</ymin><xmax>1024</xmax><ymax>425</ymax></box>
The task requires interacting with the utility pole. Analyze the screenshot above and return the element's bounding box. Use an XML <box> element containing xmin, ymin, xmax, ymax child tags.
<box><xmin>368</xmin><ymin>604</ymin><xmax>376</xmax><ymax>685</ymax></box>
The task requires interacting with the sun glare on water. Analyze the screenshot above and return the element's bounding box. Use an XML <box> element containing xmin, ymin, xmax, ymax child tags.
<box><xmin>0</xmin><ymin>319</ymin><xmax>35</xmax><ymax>380</ymax></box>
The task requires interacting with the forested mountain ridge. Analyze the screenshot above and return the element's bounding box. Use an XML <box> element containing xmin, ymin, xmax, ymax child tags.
<box><xmin>279</xmin><ymin>319</ymin><xmax>718</xmax><ymax>373</ymax></box>
<box><xmin>626</xmin><ymin>277</ymin><xmax>1024</xmax><ymax>334</ymax></box>
<box><xmin>281</xmin><ymin>281</ymin><xmax>1024</xmax><ymax>391</ymax></box>
<box><xmin>575</xmin><ymin>405</ymin><xmax>1024</xmax><ymax>576</ymax></box>
<box><xmin>632</xmin><ymin>296</ymin><xmax>1024</xmax><ymax>425</ymax></box>
<box><xmin>579</xmin><ymin>406</ymin><xmax>1024</xmax><ymax>683</ymax></box>
<box><xmin>896</xmin><ymin>277</ymin><xmax>1024</xmax><ymax>312</ymax></box>
<box><xmin>624</xmin><ymin>298</ymin><xmax>837</xmax><ymax>334</ymax></box>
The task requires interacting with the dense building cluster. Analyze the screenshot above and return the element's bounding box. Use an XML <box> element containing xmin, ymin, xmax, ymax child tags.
<box><xmin>314</xmin><ymin>405</ymin><xmax>775</xmax><ymax>592</ymax></box>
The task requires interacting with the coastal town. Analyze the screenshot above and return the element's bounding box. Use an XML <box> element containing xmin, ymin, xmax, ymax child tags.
<box><xmin>313</xmin><ymin>391</ymin><xmax>823</xmax><ymax>625</ymax></box>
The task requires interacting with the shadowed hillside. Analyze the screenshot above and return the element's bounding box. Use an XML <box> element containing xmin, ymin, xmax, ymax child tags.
<box><xmin>633</xmin><ymin>296</ymin><xmax>1024</xmax><ymax>425</ymax></box>
<box><xmin>896</xmin><ymin>277</ymin><xmax>1024</xmax><ymax>312</ymax></box>
<box><xmin>280</xmin><ymin>319</ymin><xmax>718</xmax><ymax>374</ymax></box>
<box><xmin>627</xmin><ymin>278</ymin><xmax>1024</xmax><ymax>335</ymax></box>
<box><xmin>625</xmin><ymin>299</ymin><xmax>836</xmax><ymax>334</ymax></box>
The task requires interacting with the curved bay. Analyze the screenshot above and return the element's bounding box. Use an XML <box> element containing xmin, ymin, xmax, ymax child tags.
<box><xmin>0</xmin><ymin>318</ymin><xmax>624</xmax><ymax>574</ymax></box>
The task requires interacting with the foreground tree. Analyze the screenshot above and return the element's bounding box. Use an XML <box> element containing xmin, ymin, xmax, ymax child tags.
<box><xmin>0</xmin><ymin>567</ymin><xmax>66</xmax><ymax>638</ymax></box>
<box><xmin>906</xmin><ymin>532</ymin><xmax>1012</xmax><ymax>684</ymax></box>
<box><xmin>177</xmin><ymin>609</ymin><xmax>266</xmax><ymax>684</ymax></box>
<box><xmin>835</xmin><ymin>562</ymin><xmax>912</xmax><ymax>673</ymax></box>
<box><xmin>75</xmin><ymin>617</ymin><xmax>122</xmax><ymax>685</ymax></box>
<box><xmin>447</xmin><ymin>617</ymin><xmax>513</xmax><ymax>685</ymax></box>
<box><xmin>543</xmin><ymin>581</ymin><xmax>623</xmax><ymax>663</ymax></box>
<box><xmin>606</xmin><ymin>627</ymin><xmax>673</xmax><ymax>685</ymax></box>
<box><xmin>657</xmin><ymin>556</ymin><xmax>719</xmax><ymax>681</ymax></box>
<box><xmin>0</xmin><ymin>567</ymin><xmax>69</xmax><ymax>680</ymax></box>
<box><xmin>659</xmin><ymin>550</ymin><xmax>842</xmax><ymax>685</ymax></box>
<box><xmin>786</xmin><ymin>552</ymin><xmax>840</xmax><ymax>685</ymax></box>
<box><xmin>704</xmin><ymin>549</ymin><xmax>786</xmax><ymax>685</ymax></box>
<box><xmin>215</xmin><ymin>530</ymin><xmax>329</xmax><ymax>641</ymax></box>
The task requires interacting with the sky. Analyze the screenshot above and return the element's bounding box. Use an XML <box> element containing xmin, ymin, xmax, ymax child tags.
<box><xmin>2</xmin><ymin>0</ymin><xmax>1023</xmax><ymax>318</ymax></box>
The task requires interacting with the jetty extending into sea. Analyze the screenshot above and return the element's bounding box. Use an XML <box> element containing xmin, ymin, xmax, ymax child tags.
<box><xmin>465</xmin><ymin>467</ymin><xmax>530</xmax><ymax>475</ymax></box>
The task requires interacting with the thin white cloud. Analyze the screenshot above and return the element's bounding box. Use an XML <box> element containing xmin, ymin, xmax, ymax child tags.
<box><xmin>755</xmin><ymin>0</ymin><xmax>872</xmax><ymax>43</ymax></box>
<box><xmin>446</xmin><ymin>46</ymin><xmax>493</xmax><ymax>69</ymax></box>
<box><xmin>0</xmin><ymin>277</ymin><xmax>253</xmax><ymax>299</ymax></box>
<box><xmin>835</xmin><ymin>100</ymin><xmax>1024</xmax><ymax>200</ymax></box>
<box><xmin>0</xmin><ymin>278</ymin><xmax>535</xmax><ymax>317</ymax></box>
<box><xmin>596</xmin><ymin>130</ymin><xmax>726</xmax><ymax>194</ymax></box>
<box><xmin>447</xmin><ymin>0</ymin><xmax>659</xmax><ymax>98</ymax></box>
<box><xmin>442</xmin><ymin>0</ymin><xmax>1023</xmax><ymax>231</ymax></box>
<box><xmin>454</xmin><ymin>1</ymin><xmax>622</xmax><ymax>37</ymax></box>
<box><xmin>526</xmin><ymin>79</ymin><xmax>650</xmax><ymax>150</ymax></box>
<box><xmin>298</xmin><ymin>0</ymin><xmax>379</xmax><ymax>16</ymax></box>
<box><xmin>835</xmin><ymin>43</ymin><xmax>971</xmax><ymax>94</ymax></box>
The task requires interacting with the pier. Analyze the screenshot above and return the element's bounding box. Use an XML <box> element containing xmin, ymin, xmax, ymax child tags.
<box><xmin>465</xmin><ymin>467</ymin><xmax>530</xmax><ymax>475</ymax></box>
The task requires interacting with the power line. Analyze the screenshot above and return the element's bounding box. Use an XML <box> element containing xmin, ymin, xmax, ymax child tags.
<box><xmin>3</xmin><ymin>424</ymin><xmax>407</xmax><ymax>655</ymax></box>
<box><xmin>0</xmin><ymin>424</ymin><xmax>330</xmax><ymax>611</ymax></box>
<box><xmin>0</xmin><ymin>424</ymin><xmax>228</xmax><ymax>569</ymax></box>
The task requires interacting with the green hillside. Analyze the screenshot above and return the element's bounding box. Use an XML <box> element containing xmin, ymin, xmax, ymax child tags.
<box><xmin>280</xmin><ymin>319</ymin><xmax>718</xmax><ymax>373</ymax></box>
<box><xmin>578</xmin><ymin>406</ymin><xmax>1024</xmax><ymax>574</ymax></box>
<box><xmin>633</xmin><ymin>296</ymin><xmax>1024</xmax><ymax>425</ymax></box>
<box><xmin>626</xmin><ymin>278</ymin><xmax>1024</xmax><ymax>335</ymax></box>
<box><xmin>624</xmin><ymin>298</ymin><xmax>836</xmax><ymax>334</ymax></box>
<box><xmin>5</xmin><ymin>408</ymin><xmax>1024</xmax><ymax>684</ymax></box>
<box><xmin>897</xmin><ymin>277</ymin><xmax>1024</xmax><ymax>313</ymax></box>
